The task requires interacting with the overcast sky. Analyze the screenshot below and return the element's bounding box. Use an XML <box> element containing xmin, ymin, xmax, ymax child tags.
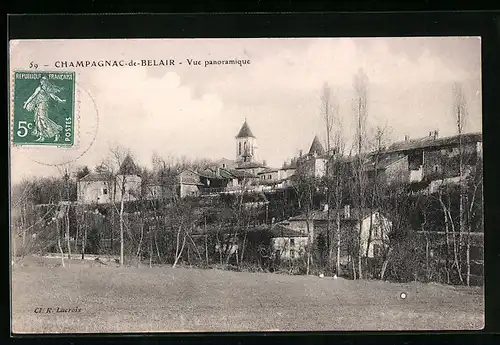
<box><xmin>9</xmin><ymin>37</ymin><xmax>481</xmax><ymax>184</ymax></box>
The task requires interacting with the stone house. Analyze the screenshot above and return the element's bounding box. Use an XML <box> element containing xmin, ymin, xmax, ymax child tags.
<box><xmin>270</xmin><ymin>223</ymin><xmax>308</xmax><ymax>260</ymax></box>
<box><xmin>296</xmin><ymin>135</ymin><xmax>328</xmax><ymax>179</ymax></box>
<box><xmin>77</xmin><ymin>155</ymin><xmax>142</xmax><ymax>204</ymax></box>
<box><xmin>384</xmin><ymin>131</ymin><xmax>482</xmax><ymax>185</ymax></box>
<box><xmin>286</xmin><ymin>205</ymin><xmax>392</xmax><ymax>260</ymax></box>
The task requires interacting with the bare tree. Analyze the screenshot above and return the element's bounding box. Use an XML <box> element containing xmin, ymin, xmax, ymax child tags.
<box><xmin>352</xmin><ymin>68</ymin><xmax>370</xmax><ymax>279</ymax></box>
<box><xmin>108</xmin><ymin>146</ymin><xmax>136</xmax><ymax>266</ymax></box>
<box><xmin>452</xmin><ymin>82</ymin><xmax>468</xmax><ymax>235</ymax></box>
<box><xmin>292</xmin><ymin>163</ymin><xmax>316</xmax><ymax>275</ymax></box>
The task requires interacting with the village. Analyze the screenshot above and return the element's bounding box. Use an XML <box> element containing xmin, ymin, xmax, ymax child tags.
<box><xmin>9</xmin><ymin>35</ymin><xmax>486</xmax><ymax>333</ymax></box>
<box><xmin>11</xmin><ymin>115</ymin><xmax>483</xmax><ymax>286</ymax></box>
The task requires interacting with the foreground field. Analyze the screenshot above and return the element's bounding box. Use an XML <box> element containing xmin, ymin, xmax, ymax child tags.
<box><xmin>11</xmin><ymin>256</ymin><xmax>484</xmax><ymax>333</ymax></box>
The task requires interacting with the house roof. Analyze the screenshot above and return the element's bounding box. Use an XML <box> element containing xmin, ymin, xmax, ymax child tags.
<box><xmin>236</xmin><ymin>161</ymin><xmax>267</xmax><ymax>169</ymax></box>
<box><xmin>308</xmin><ymin>135</ymin><xmax>325</xmax><ymax>156</ymax></box>
<box><xmin>386</xmin><ymin>132</ymin><xmax>482</xmax><ymax>153</ymax></box>
<box><xmin>198</xmin><ymin>169</ymin><xmax>226</xmax><ymax>180</ymax></box>
<box><xmin>270</xmin><ymin>224</ymin><xmax>308</xmax><ymax>238</ymax></box>
<box><xmin>258</xmin><ymin>167</ymin><xmax>279</xmax><ymax>174</ymax></box>
<box><xmin>227</xmin><ymin>169</ymin><xmax>258</xmax><ymax>178</ymax></box>
<box><xmin>364</xmin><ymin>154</ymin><xmax>406</xmax><ymax>171</ymax></box>
<box><xmin>235</xmin><ymin>120</ymin><xmax>256</xmax><ymax>138</ymax></box>
<box><xmin>288</xmin><ymin>208</ymin><xmax>375</xmax><ymax>222</ymax></box>
<box><xmin>79</xmin><ymin>172</ymin><xmax>113</xmax><ymax>182</ymax></box>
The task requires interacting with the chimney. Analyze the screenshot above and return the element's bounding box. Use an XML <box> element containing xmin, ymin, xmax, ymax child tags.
<box><xmin>433</xmin><ymin>130</ymin><xmax>439</xmax><ymax>139</ymax></box>
<box><xmin>404</xmin><ymin>134</ymin><xmax>409</xmax><ymax>141</ymax></box>
<box><xmin>299</xmin><ymin>150</ymin><xmax>303</xmax><ymax>157</ymax></box>
<box><xmin>263</xmin><ymin>160</ymin><xmax>267</xmax><ymax>166</ymax></box>
<box><xmin>429</xmin><ymin>131</ymin><xmax>433</xmax><ymax>137</ymax></box>
<box><xmin>344</xmin><ymin>204</ymin><xmax>351</xmax><ymax>219</ymax></box>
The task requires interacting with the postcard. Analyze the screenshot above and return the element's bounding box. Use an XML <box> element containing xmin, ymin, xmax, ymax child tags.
<box><xmin>9</xmin><ymin>37</ymin><xmax>484</xmax><ymax>333</ymax></box>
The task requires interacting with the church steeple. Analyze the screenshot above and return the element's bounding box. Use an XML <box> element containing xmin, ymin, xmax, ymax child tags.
<box><xmin>235</xmin><ymin>119</ymin><xmax>258</xmax><ymax>163</ymax></box>
<box><xmin>235</xmin><ymin>119</ymin><xmax>256</xmax><ymax>139</ymax></box>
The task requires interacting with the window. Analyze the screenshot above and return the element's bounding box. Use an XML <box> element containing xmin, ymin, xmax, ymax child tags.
<box><xmin>102</xmin><ymin>188</ymin><xmax>108</xmax><ymax>195</ymax></box>
<box><xmin>290</xmin><ymin>238</ymin><xmax>295</xmax><ymax>246</ymax></box>
<box><xmin>238</xmin><ymin>142</ymin><xmax>241</xmax><ymax>155</ymax></box>
<box><xmin>222</xmin><ymin>164</ymin><xmax>226</xmax><ymax>168</ymax></box>
<box><xmin>433</xmin><ymin>165</ymin><xmax>440</xmax><ymax>173</ymax></box>
<box><xmin>269</xmin><ymin>175</ymin><xmax>272</xmax><ymax>179</ymax></box>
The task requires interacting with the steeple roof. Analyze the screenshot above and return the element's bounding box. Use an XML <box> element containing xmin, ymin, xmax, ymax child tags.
<box><xmin>308</xmin><ymin>135</ymin><xmax>325</xmax><ymax>156</ymax></box>
<box><xmin>235</xmin><ymin>120</ymin><xmax>256</xmax><ymax>139</ymax></box>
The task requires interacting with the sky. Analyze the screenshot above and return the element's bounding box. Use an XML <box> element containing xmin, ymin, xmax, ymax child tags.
<box><xmin>9</xmin><ymin>37</ymin><xmax>482</xmax><ymax>184</ymax></box>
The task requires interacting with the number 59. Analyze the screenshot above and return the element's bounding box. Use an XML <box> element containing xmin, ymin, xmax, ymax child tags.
<box><xmin>17</xmin><ymin>121</ymin><xmax>32</xmax><ymax>137</ymax></box>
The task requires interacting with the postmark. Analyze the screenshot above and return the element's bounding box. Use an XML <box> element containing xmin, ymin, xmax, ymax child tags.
<box><xmin>12</xmin><ymin>71</ymin><xmax>76</xmax><ymax>146</ymax></box>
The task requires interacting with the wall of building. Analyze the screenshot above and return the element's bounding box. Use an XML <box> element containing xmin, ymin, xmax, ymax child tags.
<box><xmin>179</xmin><ymin>183</ymin><xmax>200</xmax><ymax>198</ymax></box>
<box><xmin>278</xmin><ymin>168</ymin><xmax>296</xmax><ymax>180</ymax></box>
<box><xmin>272</xmin><ymin>236</ymin><xmax>308</xmax><ymax>259</ymax></box>
<box><xmin>385</xmin><ymin>156</ymin><xmax>410</xmax><ymax>184</ymax></box>
<box><xmin>359</xmin><ymin>212</ymin><xmax>391</xmax><ymax>258</ymax></box>
<box><xmin>77</xmin><ymin>180</ymin><xmax>114</xmax><ymax>204</ymax></box>
<box><xmin>287</xmin><ymin>219</ymin><xmax>311</xmax><ymax>235</ymax></box>
<box><xmin>314</xmin><ymin>158</ymin><xmax>327</xmax><ymax>178</ymax></box>
<box><xmin>236</xmin><ymin>137</ymin><xmax>258</xmax><ymax>163</ymax></box>
<box><xmin>115</xmin><ymin>175</ymin><xmax>142</xmax><ymax>202</ymax></box>
<box><xmin>422</xmin><ymin>142</ymin><xmax>478</xmax><ymax>181</ymax></box>
<box><xmin>259</xmin><ymin>170</ymin><xmax>280</xmax><ymax>181</ymax></box>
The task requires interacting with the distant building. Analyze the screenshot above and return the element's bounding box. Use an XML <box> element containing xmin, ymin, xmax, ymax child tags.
<box><xmin>77</xmin><ymin>172</ymin><xmax>114</xmax><ymax>204</ymax></box>
<box><xmin>235</xmin><ymin>119</ymin><xmax>259</xmax><ymax>164</ymax></box>
<box><xmin>77</xmin><ymin>155</ymin><xmax>142</xmax><ymax>204</ymax></box>
<box><xmin>380</xmin><ymin>131</ymin><xmax>482</xmax><ymax>187</ymax></box>
<box><xmin>296</xmin><ymin>135</ymin><xmax>329</xmax><ymax>178</ymax></box>
<box><xmin>286</xmin><ymin>205</ymin><xmax>392</xmax><ymax>260</ymax></box>
<box><xmin>178</xmin><ymin>169</ymin><xmax>204</xmax><ymax>198</ymax></box>
<box><xmin>269</xmin><ymin>223</ymin><xmax>308</xmax><ymax>260</ymax></box>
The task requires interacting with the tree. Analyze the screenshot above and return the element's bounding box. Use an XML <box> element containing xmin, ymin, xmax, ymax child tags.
<box><xmin>107</xmin><ymin>146</ymin><xmax>136</xmax><ymax>266</ymax></box>
<box><xmin>351</xmin><ymin>68</ymin><xmax>369</xmax><ymax>279</ymax></box>
<box><xmin>76</xmin><ymin>166</ymin><xmax>90</xmax><ymax>180</ymax></box>
<box><xmin>292</xmin><ymin>162</ymin><xmax>317</xmax><ymax>275</ymax></box>
<box><xmin>320</xmin><ymin>81</ymin><xmax>348</xmax><ymax>274</ymax></box>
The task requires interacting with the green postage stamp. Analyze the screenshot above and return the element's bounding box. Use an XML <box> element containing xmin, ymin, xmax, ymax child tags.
<box><xmin>12</xmin><ymin>71</ymin><xmax>76</xmax><ymax>146</ymax></box>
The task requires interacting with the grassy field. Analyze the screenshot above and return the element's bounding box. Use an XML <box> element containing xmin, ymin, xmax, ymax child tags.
<box><xmin>11</xmin><ymin>256</ymin><xmax>484</xmax><ymax>333</ymax></box>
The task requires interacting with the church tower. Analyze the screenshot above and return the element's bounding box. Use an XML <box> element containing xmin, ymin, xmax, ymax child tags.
<box><xmin>235</xmin><ymin>119</ymin><xmax>258</xmax><ymax>163</ymax></box>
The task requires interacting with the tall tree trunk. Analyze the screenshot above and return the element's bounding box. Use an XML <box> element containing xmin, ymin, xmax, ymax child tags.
<box><xmin>446</xmin><ymin>205</ymin><xmax>463</xmax><ymax>284</ymax></box>
<box><xmin>136</xmin><ymin>221</ymin><xmax>144</xmax><ymax>258</ymax></box>
<box><xmin>149</xmin><ymin>227</ymin><xmax>153</xmax><ymax>268</ymax></box>
<box><xmin>119</xmin><ymin>196</ymin><xmax>125</xmax><ymax>266</ymax></box>
<box><xmin>358</xmin><ymin>221</ymin><xmax>363</xmax><ymax>280</ymax></box>
<box><xmin>439</xmin><ymin>193</ymin><xmax>451</xmax><ymax>284</ymax></box>
<box><xmin>56</xmin><ymin>218</ymin><xmax>65</xmax><ymax>267</ymax></box>
<box><xmin>172</xmin><ymin>223</ymin><xmax>187</xmax><ymax>268</ymax></box>
<box><xmin>380</xmin><ymin>247</ymin><xmax>393</xmax><ymax>281</ymax></box>
<box><xmin>351</xmin><ymin>254</ymin><xmax>356</xmax><ymax>280</ymax></box>
<box><xmin>205</xmin><ymin>234</ymin><xmax>209</xmax><ymax>266</ymax></box>
<box><xmin>336</xmin><ymin>215</ymin><xmax>341</xmax><ymax>276</ymax></box>
<box><xmin>22</xmin><ymin>204</ymin><xmax>26</xmax><ymax>247</ymax></box>
<box><xmin>65</xmin><ymin>207</ymin><xmax>71</xmax><ymax>265</ymax></box>
<box><xmin>306</xmin><ymin>216</ymin><xmax>312</xmax><ymax>275</ymax></box>
<box><xmin>240</xmin><ymin>231</ymin><xmax>247</xmax><ymax>264</ymax></box>
<box><xmin>466</xmin><ymin>232</ymin><xmax>471</xmax><ymax>286</ymax></box>
<box><xmin>154</xmin><ymin>230</ymin><xmax>161</xmax><ymax>263</ymax></box>
<box><xmin>82</xmin><ymin>222</ymin><xmax>87</xmax><ymax>260</ymax></box>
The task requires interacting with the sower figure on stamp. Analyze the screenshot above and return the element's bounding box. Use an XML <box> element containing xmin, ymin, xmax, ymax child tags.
<box><xmin>23</xmin><ymin>76</ymin><xmax>66</xmax><ymax>142</ymax></box>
